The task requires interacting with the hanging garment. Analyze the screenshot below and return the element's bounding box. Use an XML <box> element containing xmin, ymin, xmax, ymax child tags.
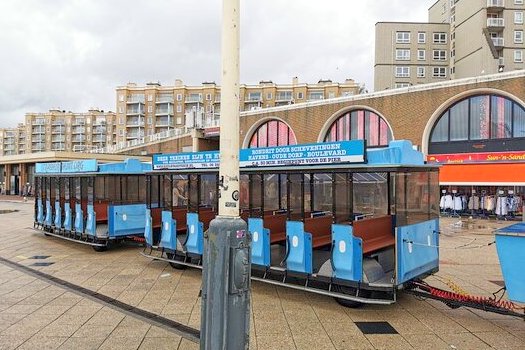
<box><xmin>440</xmin><ymin>195</ymin><xmax>446</xmax><ymax>209</ymax></box>
<box><xmin>453</xmin><ymin>195</ymin><xmax>463</xmax><ymax>211</ymax></box>
<box><xmin>495</xmin><ymin>196</ymin><xmax>508</xmax><ymax>216</ymax></box>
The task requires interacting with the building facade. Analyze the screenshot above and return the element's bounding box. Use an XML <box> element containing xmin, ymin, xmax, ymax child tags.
<box><xmin>375</xmin><ymin>0</ymin><xmax>525</xmax><ymax>90</ymax></box>
<box><xmin>114</xmin><ymin>78</ymin><xmax>361</xmax><ymax>144</ymax></box>
<box><xmin>21</xmin><ymin>109</ymin><xmax>116</xmax><ymax>154</ymax></box>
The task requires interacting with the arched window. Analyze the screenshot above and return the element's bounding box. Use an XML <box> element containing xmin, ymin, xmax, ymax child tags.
<box><xmin>248</xmin><ymin>120</ymin><xmax>297</xmax><ymax>148</ymax></box>
<box><xmin>429</xmin><ymin>94</ymin><xmax>525</xmax><ymax>154</ymax></box>
<box><xmin>323</xmin><ymin>109</ymin><xmax>393</xmax><ymax>147</ymax></box>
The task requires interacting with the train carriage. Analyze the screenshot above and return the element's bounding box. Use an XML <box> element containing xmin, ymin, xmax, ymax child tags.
<box><xmin>34</xmin><ymin>158</ymin><xmax>151</xmax><ymax>251</ymax></box>
<box><xmin>143</xmin><ymin>140</ymin><xmax>441</xmax><ymax>306</ymax></box>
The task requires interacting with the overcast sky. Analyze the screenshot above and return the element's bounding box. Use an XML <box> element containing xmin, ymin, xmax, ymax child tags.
<box><xmin>0</xmin><ymin>0</ymin><xmax>431</xmax><ymax>128</ymax></box>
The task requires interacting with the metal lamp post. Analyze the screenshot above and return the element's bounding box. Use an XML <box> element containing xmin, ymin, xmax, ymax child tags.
<box><xmin>200</xmin><ymin>0</ymin><xmax>251</xmax><ymax>349</ymax></box>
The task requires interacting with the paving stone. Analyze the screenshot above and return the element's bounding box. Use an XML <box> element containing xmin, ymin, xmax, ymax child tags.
<box><xmin>16</xmin><ymin>335</ymin><xmax>68</xmax><ymax>350</ymax></box>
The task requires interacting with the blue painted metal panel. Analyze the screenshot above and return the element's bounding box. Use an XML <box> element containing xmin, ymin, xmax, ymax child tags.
<box><xmin>44</xmin><ymin>200</ymin><xmax>53</xmax><ymax>227</ymax></box>
<box><xmin>74</xmin><ymin>203</ymin><xmax>84</xmax><ymax>233</ymax></box>
<box><xmin>160</xmin><ymin>211</ymin><xmax>177</xmax><ymax>251</ymax></box>
<box><xmin>85</xmin><ymin>204</ymin><xmax>96</xmax><ymax>236</ymax></box>
<box><xmin>331</xmin><ymin>224</ymin><xmax>363</xmax><ymax>282</ymax></box>
<box><xmin>396</xmin><ymin>219</ymin><xmax>439</xmax><ymax>284</ymax></box>
<box><xmin>495</xmin><ymin>224</ymin><xmax>525</xmax><ymax>303</ymax></box>
<box><xmin>185</xmin><ymin>212</ymin><xmax>204</xmax><ymax>255</ymax></box>
<box><xmin>108</xmin><ymin>204</ymin><xmax>147</xmax><ymax>237</ymax></box>
<box><xmin>367</xmin><ymin>140</ymin><xmax>424</xmax><ymax>165</ymax></box>
<box><xmin>144</xmin><ymin>209</ymin><xmax>153</xmax><ymax>247</ymax></box>
<box><xmin>54</xmin><ymin>201</ymin><xmax>62</xmax><ymax>228</ymax></box>
<box><xmin>249</xmin><ymin>218</ymin><xmax>270</xmax><ymax>267</ymax></box>
<box><xmin>35</xmin><ymin>162</ymin><xmax>61</xmax><ymax>174</ymax></box>
<box><xmin>285</xmin><ymin>221</ymin><xmax>312</xmax><ymax>274</ymax></box>
<box><xmin>63</xmin><ymin>202</ymin><xmax>72</xmax><ymax>231</ymax></box>
<box><xmin>37</xmin><ymin>199</ymin><xmax>44</xmax><ymax>224</ymax></box>
<box><xmin>98</xmin><ymin>158</ymin><xmax>151</xmax><ymax>174</ymax></box>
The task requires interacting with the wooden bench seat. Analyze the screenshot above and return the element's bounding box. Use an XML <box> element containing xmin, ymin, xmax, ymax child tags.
<box><xmin>264</xmin><ymin>214</ymin><xmax>287</xmax><ymax>243</ymax></box>
<box><xmin>353</xmin><ymin>215</ymin><xmax>394</xmax><ymax>254</ymax></box>
<box><xmin>199</xmin><ymin>209</ymin><xmax>216</xmax><ymax>231</ymax></box>
<box><xmin>94</xmin><ymin>200</ymin><xmax>109</xmax><ymax>223</ymax></box>
<box><xmin>304</xmin><ymin>215</ymin><xmax>333</xmax><ymax>248</ymax></box>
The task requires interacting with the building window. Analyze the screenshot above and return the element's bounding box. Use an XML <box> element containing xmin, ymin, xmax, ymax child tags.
<box><xmin>308</xmin><ymin>91</ymin><xmax>324</xmax><ymax>100</ymax></box>
<box><xmin>432</xmin><ymin>67</ymin><xmax>447</xmax><ymax>78</ymax></box>
<box><xmin>328</xmin><ymin>92</ymin><xmax>336</xmax><ymax>99</ymax></box>
<box><xmin>516</xmin><ymin>0</ymin><xmax>524</xmax><ymax>4</ymax></box>
<box><xmin>147</xmin><ymin>106</ymin><xmax>153</xmax><ymax>113</ymax></box>
<box><xmin>266</xmin><ymin>92</ymin><xmax>272</xmax><ymax>100</ymax></box>
<box><xmin>248</xmin><ymin>120</ymin><xmax>297</xmax><ymax>148</ymax></box>
<box><xmin>395</xmin><ymin>83</ymin><xmax>410</xmax><ymax>88</ymax></box>
<box><xmin>119</xmin><ymin>129</ymin><xmax>124</xmax><ymax>136</ymax></box>
<box><xmin>433</xmin><ymin>49</ymin><xmax>447</xmax><ymax>60</ymax></box>
<box><xmin>515</xmin><ymin>11</ymin><xmax>524</xmax><ymax>24</ymax></box>
<box><xmin>323</xmin><ymin>109</ymin><xmax>393</xmax><ymax>147</ymax></box>
<box><xmin>148</xmin><ymin>94</ymin><xmax>153</xmax><ymax>102</ymax></box>
<box><xmin>417</xmin><ymin>67</ymin><xmax>426</xmax><ymax>77</ymax></box>
<box><xmin>176</xmin><ymin>94</ymin><xmax>182</xmax><ymax>101</ymax></box>
<box><xmin>395</xmin><ymin>66</ymin><xmax>410</xmax><ymax>77</ymax></box>
<box><xmin>119</xmin><ymin>94</ymin><xmax>124</xmax><ymax>102</ymax></box>
<box><xmin>119</xmin><ymin>117</ymin><xmax>123</xmax><ymax>125</ymax></box>
<box><xmin>433</xmin><ymin>32</ymin><xmax>447</xmax><ymax>44</ymax></box>
<box><xmin>176</xmin><ymin>105</ymin><xmax>182</xmax><ymax>113</ymax></box>
<box><xmin>396</xmin><ymin>49</ymin><xmax>410</xmax><ymax>60</ymax></box>
<box><xmin>515</xmin><ymin>30</ymin><xmax>524</xmax><ymax>43</ymax></box>
<box><xmin>148</xmin><ymin>117</ymin><xmax>152</xmax><ymax>125</ymax></box>
<box><xmin>118</xmin><ymin>107</ymin><xmax>123</xmax><ymax>114</ymax></box>
<box><xmin>417</xmin><ymin>49</ymin><xmax>426</xmax><ymax>60</ymax></box>
<box><xmin>418</xmin><ymin>32</ymin><xmax>426</xmax><ymax>43</ymax></box>
<box><xmin>515</xmin><ymin>50</ymin><xmax>523</xmax><ymax>62</ymax></box>
<box><xmin>396</xmin><ymin>31</ymin><xmax>410</xmax><ymax>43</ymax></box>
<box><xmin>297</xmin><ymin>92</ymin><xmax>304</xmax><ymax>99</ymax></box>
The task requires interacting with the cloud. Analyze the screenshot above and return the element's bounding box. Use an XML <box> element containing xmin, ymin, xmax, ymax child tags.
<box><xmin>0</xmin><ymin>0</ymin><xmax>430</xmax><ymax>128</ymax></box>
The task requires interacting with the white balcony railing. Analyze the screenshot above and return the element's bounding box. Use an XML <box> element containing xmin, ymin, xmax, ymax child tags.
<box><xmin>487</xmin><ymin>0</ymin><xmax>504</xmax><ymax>7</ymax></box>
<box><xmin>492</xmin><ymin>37</ymin><xmax>504</xmax><ymax>46</ymax></box>
<box><xmin>487</xmin><ymin>18</ymin><xmax>504</xmax><ymax>27</ymax></box>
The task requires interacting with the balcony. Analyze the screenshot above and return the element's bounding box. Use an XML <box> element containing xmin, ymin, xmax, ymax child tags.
<box><xmin>72</xmin><ymin>120</ymin><xmax>85</xmax><ymax>126</ymax></box>
<box><xmin>492</xmin><ymin>37</ymin><xmax>504</xmax><ymax>47</ymax></box>
<box><xmin>32</xmin><ymin>145</ymin><xmax>46</xmax><ymax>152</ymax></box>
<box><xmin>72</xmin><ymin>127</ymin><xmax>86</xmax><ymax>134</ymax></box>
<box><xmin>72</xmin><ymin>136</ymin><xmax>86</xmax><ymax>143</ymax></box>
<box><xmin>126</xmin><ymin>107</ymin><xmax>145</xmax><ymax>116</ymax></box>
<box><xmin>487</xmin><ymin>0</ymin><xmax>504</xmax><ymax>8</ymax></box>
<box><xmin>155</xmin><ymin>107</ymin><xmax>174</xmax><ymax>116</ymax></box>
<box><xmin>52</xmin><ymin>121</ymin><xmax>65</xmax><ymax>126</ymax></box>
<box><xmin>126</xmin><ymin>132</ymin><xmax>144</xmax><ymax>139</ymax></box>
<box><xmin>185</xmin><ymin>96</ymin><xmax>203</xmax><ymax>104</ymax></box>
<box><xmin>126</xmin><ymin>118</ymin><xmax>145</xmax><ymax>127</ymax></box>
<box><xmin>32</xmin><ymin>136</ymin><xmax>45</xmax><ymax>142</ymax></box>
<box><xmin>93</xmin><ymin>135</ymin><xmax>106</xmax><ymax>143</ymax></box>
<box><xmin>93</xmin><ymin>126</ymin><xmax>106</xmax><ymax>134</ymax></box>
<box><xmin>156</xmin><ymin>96</ymin><xmax>174</xmax><ymax>103</ymax></box>
<box><xmin>498</xmin><ymin>57</ymin><xmax>505</xmax><ymax>67</ymax></box>
<box><xmin>127</xmin><ymin>96</ymin><xmax>145</xmax><ymax>104</ymax></box>
<box><xmin>32</xmin><ymin>127</ymin><xmax>45</xmax><ymax>134</ymax></box>
<box><xmin>487</xmin><ymin>18</ymin><xmax>504</xmax><ymax>28</ymax></box>
<box><xmin>52</xmin><ymin>136</ymin><xmax>65</xmax><ymax>142</ymax></box>
<box><xmin>33</xmin><ymin>119</ymin><xmax>45</xmax><ymax>125</ymax></box>
<box><xmin>51</xmin><ymin>144</ymin><xmax>66</xmax><ymax>151</ymax></box>
<box><xmin>52</xmin><ymin>126</ymin><xmax>66</xmax><ymax>134</ymax></box>
<box><xmin>275</xmin><ymin>92</ymin><xmax>293</xmax><ymax>102</ymax></box>
<box><xmin>156</xmin><ymin>117</ymin><xmax>174</xmax><ymax>127</ymax></box>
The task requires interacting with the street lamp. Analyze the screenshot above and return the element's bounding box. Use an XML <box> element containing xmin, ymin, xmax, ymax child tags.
<box><xmin>200</xmin><ymin>0</ymin><xmax>251</xmax><ymax>349</ymax></box>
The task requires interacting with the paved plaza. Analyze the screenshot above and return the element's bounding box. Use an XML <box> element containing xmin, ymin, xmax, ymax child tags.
<box><xmin>0</xmin><ymin>200</ymin><xmax>524</xmax><ymax>350</ymax></box>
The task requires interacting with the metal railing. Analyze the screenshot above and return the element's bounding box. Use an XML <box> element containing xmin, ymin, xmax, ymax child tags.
<box><xmin>487</xmin><ymin>18</ymin><xmax>504</xmax><ymax>27</ymax></box>
<box><xmin>492</xmin><ymin>37</ymin><xmax>504</xmax><ymax>46</ymax></box>
<box><xmin>487</xmin><ymin>0</ymin><xmax>504</xmax><ymax>7</ymax></box>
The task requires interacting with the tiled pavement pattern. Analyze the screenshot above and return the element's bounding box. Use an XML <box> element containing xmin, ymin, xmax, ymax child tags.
<box><xmin>0</xmin><ymin>200</ymin><xmax>524</xmax><ymax>349</ymax></box>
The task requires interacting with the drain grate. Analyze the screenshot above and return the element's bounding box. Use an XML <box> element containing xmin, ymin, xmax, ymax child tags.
<box><xmin>30</xmin><ymin>262</ymin><xmax>55</xmax><ymax>267</ymax></box>
<box><xmin>29</xmin><ymin>255</ymin><xmax>50</xmax><ymax>259</ymax></box>
<box><xmin>355</xmin><ymin>321</ymin><xmax>398</xmax><ymax>335</ymax></box>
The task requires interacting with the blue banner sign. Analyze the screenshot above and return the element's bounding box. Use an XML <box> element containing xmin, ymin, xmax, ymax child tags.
<box><xmin>239</xmin><ymin>140</ymin><xmax>365</xmax><ymax>167</ymax></box>
<box><xmin>152</xmin><ymin>141</ymin><xmax>365</xmax><ymax>170</ymax></box>
<box><xmin>61</xmin><ymin>159</ymin><xmax>98</xmax><ymax>173</ymax></box>
<box><xmin>153</xmin><ymin>151</ymin><xmax>220</xmax><ymax>170</ymax></box>
<box><xmin>35</xmin><ymin>162</ymin><xmax>61</xmax><ymax>174</ymax></box>
<box><xmin>35</xmin><ymin>159</ymin><xmax>98</xmax><ymax>174</ymax></box>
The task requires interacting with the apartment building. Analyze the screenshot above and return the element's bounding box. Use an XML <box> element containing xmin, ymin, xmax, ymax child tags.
<box><xmin>0</xmin><ymin>124</ymin><xmax>26</xmax><ymax>156</ymax></box>
<box><xmin>17</xmin><ymin>109</ymin><xmax>116</xmax><ymax>154</ymax></box>
<box><xmin>375</xmin><ymin>0</ymin><xmax>525</xmax><ymax>90</ymax></box>
<box><xmin>115</xmin><ymin>78</ymin><xmax>361</xmax><ymax>144</ymax></box>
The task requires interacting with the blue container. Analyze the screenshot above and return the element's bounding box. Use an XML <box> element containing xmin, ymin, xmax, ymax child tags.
<box><xmin>495</xmin><ymin>223</ymin><xmax>525</xmax><ymax>303</ymax></box>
